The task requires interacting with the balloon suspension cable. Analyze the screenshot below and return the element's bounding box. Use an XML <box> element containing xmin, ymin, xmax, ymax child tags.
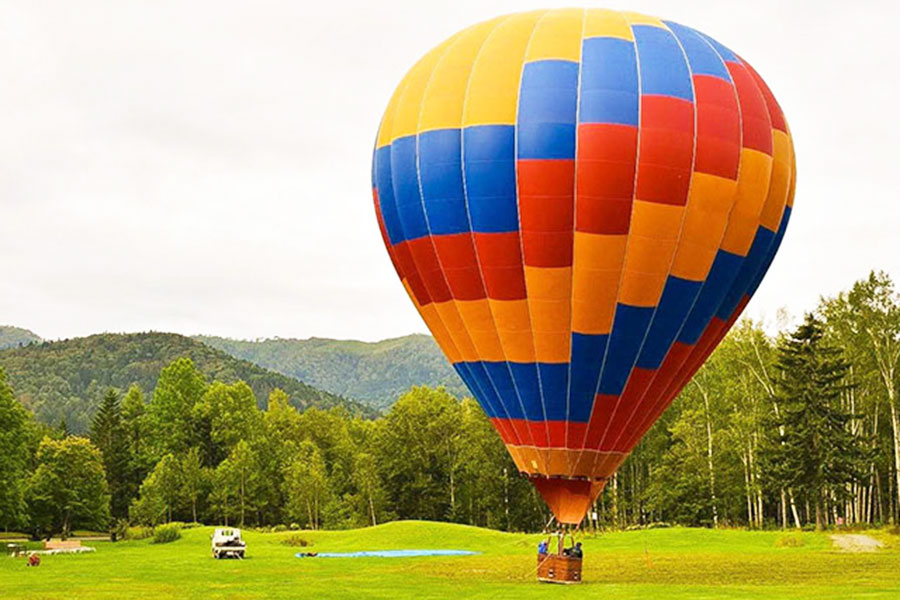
<box><xmin>542</xmin><ymin>514</ymin><xmax>556</xmax><ymax>534</ymax></box>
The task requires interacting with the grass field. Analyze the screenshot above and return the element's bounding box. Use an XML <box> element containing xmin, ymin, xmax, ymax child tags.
<box><xmin>2</xmin><ymin>521</ymin><xmax>899</xmax><ymax>599</ymax></box>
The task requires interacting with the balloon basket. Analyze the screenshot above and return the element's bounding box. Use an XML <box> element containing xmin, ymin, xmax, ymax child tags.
<box><xmin>536</xmin><ymin>553</ymin><xmax>582</xmax><ymax>584</ymax></box>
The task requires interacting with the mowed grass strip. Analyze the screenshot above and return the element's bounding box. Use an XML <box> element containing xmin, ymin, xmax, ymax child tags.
<box><xmin>2</xmin><ymin>522</ymin><xmax>899</xmax><ymax>600</ymax></box>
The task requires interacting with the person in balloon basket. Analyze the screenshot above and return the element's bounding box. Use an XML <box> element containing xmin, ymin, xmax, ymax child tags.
<box><xmin>563</xmin><ymin>542</ymin><xmax>583</xmax><ymax>560</ymax></box>
<box><xmin>537</xmin><ymin>540</ymin><xmax>549</xmax><ymax>557</ymax></box>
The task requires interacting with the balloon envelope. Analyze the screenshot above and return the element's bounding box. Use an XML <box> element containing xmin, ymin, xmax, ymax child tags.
<box><xmin>371</xmin><ymin>9</ymin><xmax>794</xmax><ymax>524</ymax></box>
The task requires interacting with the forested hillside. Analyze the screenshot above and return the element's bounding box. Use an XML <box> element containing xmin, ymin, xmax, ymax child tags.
<box><xmin>0</xmin><ymin>332</ymin><xmax>370</xmax><ymax>433</ymax></box>
<box><xmin>195</xmin><ymin>334</ymin><xmax>466</xmax><ymax>409</ymax></box>
<box><xmin>0</xmin><ymin>326</ymin><xmax>41</xmax><ymax>349</ymax></box>
<box><xmin>1</xmin><ymin>272</ymin><xmax>900</xmax><ymax>537</ymax></box>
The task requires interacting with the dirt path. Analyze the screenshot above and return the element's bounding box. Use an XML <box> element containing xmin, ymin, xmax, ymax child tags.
<box><xmin>830</xmin><ymin>534</ymin><xmax>884</xmax><ymax>553</ymax></box>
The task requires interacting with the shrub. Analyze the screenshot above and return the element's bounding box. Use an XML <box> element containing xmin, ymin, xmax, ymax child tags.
<box><xmin>152</xmin><ymin>523</ymin><xmax>182</xmax><ymax>544</ymax></box>
<box><xmin>289</xmin><ymin>523</ymin><xmax>300</xmax><ymax>531</ymax></box>
<box><xmin>775</xmin><ymin>533</ymin><xmax>805</xmax><ymax>548</ymax></box>
<box><xmin>272</xmin><ymin>525</ymin><xmax>287</xmax><ymax>533</ymax></box>
<box><xmin>126</xmin><ymin>526</ymin><xmax>154</xmax><ymax>541</ymax></box>
<box><xmin>281</xmin><ymin>534</ymin><xmax>312</xmax><ymax>547</ymax></box>
<box><xmin>112</xmin><ymin>519</ymin><xmax>129</xmax><ymax>541</ymax></box>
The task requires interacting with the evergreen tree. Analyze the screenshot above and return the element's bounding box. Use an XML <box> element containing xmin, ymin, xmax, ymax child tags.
<box><xmin>120</xmin><ymin>385</ymin><xmax>153</xmax><ymax>507</ymax></box>
<box><xmin>766</xmin><ymin>314</ymin><xmax>866</xmax><ymax>530</ymax></box>
<box><xmin>90</xmin><ymin>389</ymin><xmax>133</xmax><ymax>520</ymax></box>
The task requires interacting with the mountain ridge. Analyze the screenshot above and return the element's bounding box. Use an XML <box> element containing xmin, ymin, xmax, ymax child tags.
<box><xmin>0</xmin><ymin>331</ymin><xmax>373</xmax><ymax>433</ymax></box>
<box><xmin>0</xmin><ymin>325</ymin><xmax>42</xmax><ymax>349</ymax></box>
<box><xmin>195</xmin><ymin>333</ymin><xmax>466</xmax><ymax>410</ymax></box>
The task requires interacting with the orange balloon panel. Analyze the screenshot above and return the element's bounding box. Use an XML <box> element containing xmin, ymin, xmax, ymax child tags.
<box><xmin>371</xmin><ymin>9</ymin><xmax>794</xmax><ymax>524</ymax></box>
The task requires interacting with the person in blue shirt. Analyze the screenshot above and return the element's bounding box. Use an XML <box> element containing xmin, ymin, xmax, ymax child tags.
<box><xmin>537</xmin><ymin>540</ymin><xmax>548</xmax><ymax>555</ymax></box>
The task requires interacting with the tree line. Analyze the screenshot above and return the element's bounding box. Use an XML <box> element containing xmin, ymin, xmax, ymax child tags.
<box><xmin>0</xmin><ymin>359</ymin><xmax>546</xmax><ymax>537</ymax></box>
<box><xmin>1</xmin><ymin>271</ymin><xmax>899</xmax><ymax>536</ymax></box>
<box><xmin>595</xmin><ymin>271</ymin><xmax>900</xmax><ymax>531</ymax></box>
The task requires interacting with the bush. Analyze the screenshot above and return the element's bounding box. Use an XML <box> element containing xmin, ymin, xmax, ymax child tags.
<box><xmin>152</xmin><ymin>523</ymin><xmax>182</xmax><ymax>544</ymax></box>
<box><xmin>126</xmin><ymin>526</ymin><xmax>154</xmax><ymax>541</ymax></box>
<box><xmin>775</xmin><ymin>533</ymin><xmax>805</xmax><ymax>548</ymax></box>
<box><xmin>272</xmin><ymin>524</ymin><xmax>287</xmax><ymax>533</ymax></box>
<box><xmin>281</xmin><ymin>534</ymin><xmax>312</xmax><ymax>547</ymax></box>
<box><xmin>112</xmin><ymin>519</ymin><xmax>129</xmax><ymax>541</ymax></box>
<box><xmin>289</xmin><ymin>523</ymin><xmax>300</xmax><ymax>531</ymax></box>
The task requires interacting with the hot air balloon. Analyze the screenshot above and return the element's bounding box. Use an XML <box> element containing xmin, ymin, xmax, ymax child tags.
<box><xmin>371</xmin><ymin>8</ymin><xmax>794</xmax><ymax>537</ymax></box>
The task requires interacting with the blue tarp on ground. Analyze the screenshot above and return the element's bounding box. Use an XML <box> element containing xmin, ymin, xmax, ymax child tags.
<box><xmin>295</xmin><ymin>549</ymin><xmax>479</xmax><ymax>558</ymax></box>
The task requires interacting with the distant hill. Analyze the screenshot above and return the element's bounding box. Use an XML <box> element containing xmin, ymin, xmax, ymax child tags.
<box><xmin>0</xmin><ymin>326</ymin><xmax>41</xmax><ymax>349</ymax></box>
<box><xmin>0</xmin><ymin>332</ymin><xmax>372</xmax><ymax>433</ymax></box>
<box><xmin>195</xmin><ymin>334</ymin><xmax>467</xmax><ymax>410</ymax></box>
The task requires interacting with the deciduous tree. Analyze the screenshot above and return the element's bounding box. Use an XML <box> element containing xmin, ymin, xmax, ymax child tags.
<box><xmin>27</xmin><ymin>437</ymin><xmax>109</xmax><ymax>539</ymax></box>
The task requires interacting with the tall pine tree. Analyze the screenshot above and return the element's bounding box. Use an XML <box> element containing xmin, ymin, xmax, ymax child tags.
<box><xmin>768</xmin><ymin>314</ymin><xmax>865</xmax><ymax>530</ymax></box>
<box><xmin>90</xmin><ymin>389</ymin><xmax>133</xmax><ymax>521</ymax></box>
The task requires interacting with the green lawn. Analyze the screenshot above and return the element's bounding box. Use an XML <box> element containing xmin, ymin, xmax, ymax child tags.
<box><xmin>2</xmin><ymin>522</ymin><xmax>898</xmax><ymax>599</ymax></box>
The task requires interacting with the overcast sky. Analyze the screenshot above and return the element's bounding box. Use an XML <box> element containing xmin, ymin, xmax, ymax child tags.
<box><xmin>1</xmin><ymin>0</ymin><xmax>897</xmax><ymax>342</ymax></box>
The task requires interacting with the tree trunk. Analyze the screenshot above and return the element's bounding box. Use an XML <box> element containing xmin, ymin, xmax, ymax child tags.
<box><xmin>789</xmin><ymin>489</ymin><xmax>801</xmax><ymax>528</ymax></box>
<box><xmin>756</xmin><ymin>490</ymin><xmax>764</xmax><ymax>529</ymax></box>
<box><xmin>875</xmin><ymin>470</ymin><xmax>883</xmax><ymax>524</ymax></box>
<box><xmin>780</xmin><ymin>489</ymin><xmax>788</xmax><ymax>529</ymax></box>
<box><xmin>890</xmin><ymin>400</ymin><xmax>900</xmax><ymax>523</ymax></box>
<box><xmin>611</xmin><ymin>473</ymin><xmax>619</xmax><ymax>528</ymax></box>
<box><xmin>815</xmin><ymin>495</ymin><xmax>824</xmax><ymax>532</ymax></box>
<box><xmin>503</xmin><ymin>468</ymin><xmax>510</xmax><ymax>532</ymax></box>
<box><xmin>239</xmin><ymin>475</ymin><xmax>246</xmax><ymax>529</ymax></box>
<box><xmin>449</xmin><ymin>467</ymin><xmax>455</xmax><ymax>514</ymax></box>
<box><xmin>748</xmin><ymin>438</ymin><xmax>763</xmax><ymax>528</ymax></box>
<box><xmin>742</xmin><ymin>452</ymin><xmax>753</xmax><ymax>527</ymax></box>
<box><xmin>62</xmin><ymin>509</ymin><xmax>71</xmax><ymax>541</ymax></box>
<box><xmin>701</xmin><ymin>388</ymin><xmax>719</xmax><ymax>527</ymax></box>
